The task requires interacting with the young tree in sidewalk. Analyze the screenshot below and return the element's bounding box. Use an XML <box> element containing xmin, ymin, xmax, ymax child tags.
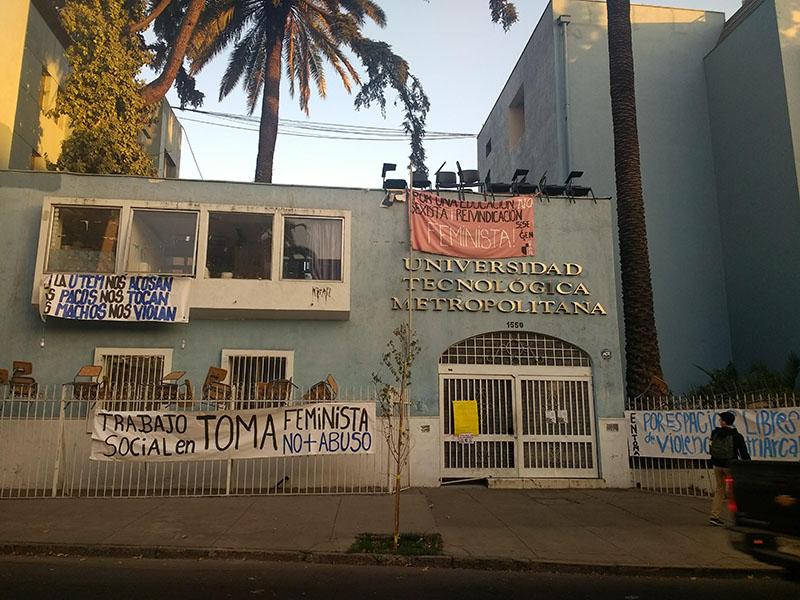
<box><xmin>372</xmin><ymin>323</ymin><xmax>420</xmax><ymax>550</ymax></box>
<box><xmin>53</xmin><ymin>0</ymin><xmax>155</xmax><ymax>174</ymax></box>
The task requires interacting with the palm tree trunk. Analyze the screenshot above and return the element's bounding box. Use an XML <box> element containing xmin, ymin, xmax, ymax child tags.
<box><xmin>254</xmin><ymin>26</ymin><xmax>285</xmax><ymax>183</ymax></box>
<box><xmin>140</xmin><ymin>0</ymin><xmax>204</xmax><ymax>106</ymax></box>
<box><xmin>606</xmin><ymin>0</ymin><xmax>668</xmax><ymax>397</ymax></box>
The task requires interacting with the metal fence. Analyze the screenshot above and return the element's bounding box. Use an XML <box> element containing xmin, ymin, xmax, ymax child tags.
<box><xmin>626</xmin><ymin>393</ymin><xmax>799</xmax><ymax>497</ymax></box>
<box><xmin>0</xmin><ymin>383</ymin><xmax>397</xmax><ymax>499</ymax></box>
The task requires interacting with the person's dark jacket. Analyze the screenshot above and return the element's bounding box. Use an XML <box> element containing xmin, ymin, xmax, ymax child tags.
<box><xmin>710</xmin><ymin>426</ymin><xmax>751</xmax><ymax>467</ymax></box>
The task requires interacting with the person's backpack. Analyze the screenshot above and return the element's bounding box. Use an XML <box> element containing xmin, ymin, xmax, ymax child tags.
<box><xmin>710</xmin><ymin>431</ymin><xmax>735</xmax><ymax>461</ymax></box>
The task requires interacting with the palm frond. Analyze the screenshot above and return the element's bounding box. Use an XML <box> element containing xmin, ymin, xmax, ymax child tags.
<box><xmin>218</xmin><ymin>24</ymin><xmax>261</xmax><ymax>101</ymax></box>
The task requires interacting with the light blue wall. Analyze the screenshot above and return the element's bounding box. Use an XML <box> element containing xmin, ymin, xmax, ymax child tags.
<box><xmin>705</xmin><ymin>0</ymin><xmax>800</xmax><ymax>372</ymax></box>
<box><xmin>0</xmin><ymin>170</ymin><xmax>625</xmax><ymax>418</ymax></box>
<box><xmin>479</xmin><ymin>0</ymin><xmax>731</xmax><ymax>392</ymax></box>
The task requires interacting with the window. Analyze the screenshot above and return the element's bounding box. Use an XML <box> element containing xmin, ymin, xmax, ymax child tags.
<box><xmin>126</xmin><ymin>210</ymin><xmax>198</xmax><ymax>275</ymax></box>
<box><xmin>30</xmin><ymin>151</ymin><xmax>46</xmax><ymax>171</ymax></box>
<box><xmin>206</xmin><ymin>212</ymin><xmax>273</xmax><ymax>279</ymax></box>
<box><xmin>485</xmin><ymin>138</ymin><xmax>492</xmax><ymax>157</ymax></box>
<box><xmin>282</xmin><ymin>217</ymin><xmax>343</xmax><ymax>281</ymax></box>
<box><xmin>94</xmin><ymin>348</ymin><xmax>173</xmax><ymax>404</ymax></box>
<box><xmin>221</xmin><ymin>350</ymin><xmax>294</xmax><ymax>404</ymax></box>
<box><xmin>508</xmin><ymin>85</ymin><xmax>525</xmax><ymax>148</ymax></box>
<box><xmin>47</xmin><ymin>206</ymin><xmax>120</xmax><ymax>273</ymax></box>
<box><xmin>39</xmin><ymin>67</ymin><xmax>55</xmax><ymax>113</ymax></box>
<box><xmin>164</xmin><ymin>151</ymin><xmax>177</xmax><ymax>179</ymax></box>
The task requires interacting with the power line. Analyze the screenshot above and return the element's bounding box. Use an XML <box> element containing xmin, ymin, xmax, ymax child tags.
<box><xmin>172</xmin><ymin>106</ymin><xmax>477</xmax><ymax>141</ymax></box>
<box><xmin>176</xmin><ymin>120</ymin><xmax>204</xmax><ymax>180</ymax></box>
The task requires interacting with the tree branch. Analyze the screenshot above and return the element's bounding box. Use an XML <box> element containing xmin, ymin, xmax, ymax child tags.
<box><xmin>140</xmin><ymin>0</ymin><xmax>204</xmax><ymax>106</ymax></box>
<box><xmin>129</xmin><ymin>0</ymin><xmax>172</xmax><ymax>34</ymax></box>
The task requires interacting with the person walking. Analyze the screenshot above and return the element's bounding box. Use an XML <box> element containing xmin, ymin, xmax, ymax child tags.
<box><xmin>709</xmin><ymin>411</ymin><xmax>751</xmax><ymax>526</ymax></box>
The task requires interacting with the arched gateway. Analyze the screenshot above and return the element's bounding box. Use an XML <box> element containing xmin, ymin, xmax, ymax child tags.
<box><xmin>439</xmin><ymin>331</ymin><xmax>598</xmax><ymax>479</ymax></box>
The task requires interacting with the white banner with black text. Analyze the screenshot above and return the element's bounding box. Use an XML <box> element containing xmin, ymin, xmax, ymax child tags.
<box><xmin>91</xmin><ymin>403</ymin><xmax>376</xmax><ymax>462</ymax></box>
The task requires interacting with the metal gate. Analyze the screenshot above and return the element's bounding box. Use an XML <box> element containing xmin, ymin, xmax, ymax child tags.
<box><xmin>439</xmin><ymin>332</ymin><xmax>597</xmax><ymax>480</ymax></box>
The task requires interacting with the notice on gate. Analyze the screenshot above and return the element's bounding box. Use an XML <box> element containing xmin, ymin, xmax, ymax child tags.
<box><xmin>410</xmin><ymin>191</ymin><xmax>535</xmax><ymax>258</ymax></box>
<box><xmin>91</xmin><ymin>403</ymin><xmax>376</xmax><ymax>462</ymax></box>
<box><xmin>625</xmin><ymin>408</ymin><xmax>800</xmax><ymax>461</ymax></box>
<box><xmin>39</xmin><ymin>273</ymin><xmax>191</xmax><ymax>323</ymax></box>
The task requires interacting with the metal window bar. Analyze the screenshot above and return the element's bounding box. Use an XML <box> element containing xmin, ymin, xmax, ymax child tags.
<box><xmin>440</xmin><ymin>331</ymin><xmax>591</xmax><ymax>367</ymax></box>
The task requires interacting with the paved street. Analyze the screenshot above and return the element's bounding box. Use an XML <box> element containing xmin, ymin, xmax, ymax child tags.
<box><xmin>0</xmin><ymin>556</ymin><xmax>796</xmax><ymax>600</ymax></box>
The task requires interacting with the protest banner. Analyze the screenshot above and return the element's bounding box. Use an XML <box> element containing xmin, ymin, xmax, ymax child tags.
<box><xmin>410</xmin><ymin>191</ymin><xmax>535</xmax><ymax>258</ymax></box>
<box><xmin>91</xmin><ymin>402</ymin><xmax>376</xmax><ymax>462</ymax></box>
<box><xmin>625</xmin><ymin>407</ymin><xmax>800</xmax><ymax>461</ymax></box>
<box><xmin>40</xmin><ymin>273</ymin><xmax>191</xmax><ymax>323</ymax></box>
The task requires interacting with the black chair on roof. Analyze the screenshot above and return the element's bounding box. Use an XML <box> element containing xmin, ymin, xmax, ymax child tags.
<box><xmin>456</xmin><ymin>161</ymin><xmax>481</xmax><ymax>197</ymax></box>
<box><xmin>412</xmin><ymin>170</ymin><xmax>431</xmax><ymax>189</ymax></box>
<box><xmin>511</xmin><ymin>169</ymin><xmax>538</xmax><ymax>195</ymax></box>
<box><xmin>538</xmin><ymin>171</ymin><xmax>566</xmax><ymax>199</ymax></box>
<box><xmin>381</xmin><ymin>162</ymin><xmax>406</xmax><ymax>191</ymax></box>
<box><xmin>434</xmin><ymin>162</ymin><xmax>458</xmax><ymax>193</ymax></box>
<box><xmin>483</xmin><ymin>170</ymin><xmax>511</xmax><ymax>198</ymax></box>
<box><xmin>564</xmin><ymin>170</ymin><xmax>594</xmax><ymax>199</ymax></box>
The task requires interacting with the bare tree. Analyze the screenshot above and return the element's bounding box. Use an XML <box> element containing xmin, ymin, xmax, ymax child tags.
<box><xmin>372</xmin><ymin>323</ymin><xmax>420</xmax><ymax>550</ymax></box>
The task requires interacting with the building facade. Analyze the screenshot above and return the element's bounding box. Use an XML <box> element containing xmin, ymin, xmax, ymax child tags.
<box><xmin>704</xmin><ymin>0</ymin><xmax>800</xmax><ymax>374</ymax></box>
<box><xmin>0</xmin><ymin>170</ymin><xmax>629</xmax><ymax>488</ymax></box>
<box><xmin>479</xmin><ymin>0</ymin><xmax>800</xmax><ymax>392</ymax></box>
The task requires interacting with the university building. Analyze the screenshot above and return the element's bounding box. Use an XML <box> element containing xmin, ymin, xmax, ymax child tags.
<box><xmin>1</xmin><ymin>0</ymin><xmax>798</xmax><ymax>494</ymax></box>
<box><xmin>0</xmin><ymin>171</ymin><xmax>629</xmax><ymax>489</ymax></box>
<box><xmin>478</xmin><ymin>0</ymin><xmax>800</xmax><ymax>392</ymax></box>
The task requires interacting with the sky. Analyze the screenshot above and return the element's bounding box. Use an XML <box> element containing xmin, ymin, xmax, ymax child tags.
<box><xmin>167</xmin><ymin>0</ymin><xmax>745</xmax><ymax>189</ymax></box>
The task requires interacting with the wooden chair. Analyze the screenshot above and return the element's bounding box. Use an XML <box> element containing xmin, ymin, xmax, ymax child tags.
<box><xmin>256</xmin><ymin>378</ymin><xmax>297</xmax><ymax>407</ymax></box>
<box><xmin>71</xmin><ymin>365</ymin><xmax>105</xmax><ymax>401</ymax></box>
<box><xmin>0</xmin><ymin>369</ymin><xmax>8</xmax><ymax>386</ymax></box>
<box><xmin>11</xmin><ymin>361</ymin><xmax>38</xmax><ymax>398</ymax></box>
<box><xmin>302</xmin><ymin>374</ymin><xmax>338</xmax><ymax>402</ymax></box>
<box><xmin>155</xmin><ymin>370</ymin><xmax>193</xmax><ymax>407</ymax></box>
<box><xmin>202</xmin><ymin>366</ymin><xmax>231</xmax><ymax>407</ymax></box>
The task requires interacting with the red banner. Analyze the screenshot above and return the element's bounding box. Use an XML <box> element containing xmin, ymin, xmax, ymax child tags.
<box><xmin>410</xmin><ymin>191</ymin><xmax>535</xmax><ymax>258</ymax></box>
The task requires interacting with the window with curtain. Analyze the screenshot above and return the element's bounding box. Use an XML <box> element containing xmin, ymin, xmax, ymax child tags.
<box><xmin>47</xmin><ymin>206</ymin><xmax>120</xmax><ymax>273</ymax></box>
<box><xmin>282</xmin><ymin>217</ymin><xmax>343</xmax><ymax>281</ymax></box>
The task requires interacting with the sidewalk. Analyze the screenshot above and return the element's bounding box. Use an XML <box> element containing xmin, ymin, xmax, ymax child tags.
<box><xmin>0</xmin><ymin>487</ymin><xmax>776</xmax><ymax>574</ymax></box>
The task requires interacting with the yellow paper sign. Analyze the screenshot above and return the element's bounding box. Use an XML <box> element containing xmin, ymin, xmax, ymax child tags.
<box><xmin>452</xmin><ymin>400</ymin><xmax>479</xmax><ymax>436</ymax></box>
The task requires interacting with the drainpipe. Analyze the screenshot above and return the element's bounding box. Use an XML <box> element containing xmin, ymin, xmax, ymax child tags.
<box><xmin>557</xmin><ymin>14</ymin><xmax>572</xmax><ymax>180</ymax></box>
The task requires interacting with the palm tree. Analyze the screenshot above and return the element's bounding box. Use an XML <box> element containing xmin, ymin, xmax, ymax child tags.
<box><xmin>606</xmin><ymin>0</ymin><xmax>668</xmax><ymax>397</ymax></box>
<box><xmin>189</xmin><ymin>0</ymin><xmax>422</xmax><ymax>183</ymax></box>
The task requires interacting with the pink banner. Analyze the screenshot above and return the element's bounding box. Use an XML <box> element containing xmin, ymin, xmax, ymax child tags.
<box><xmin>410</xmin><ymin>191</ymin><xmax>535</xmax><ymax>258</ymax></box>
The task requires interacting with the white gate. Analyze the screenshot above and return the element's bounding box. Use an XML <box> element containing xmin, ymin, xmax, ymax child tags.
<box><xmin>439</xmin><ymin>332</ymin><xmax>598</xmax><ymax>480</ymax></box>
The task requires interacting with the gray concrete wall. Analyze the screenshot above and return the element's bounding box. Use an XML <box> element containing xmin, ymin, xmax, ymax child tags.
<box><xmin>477</xmin><ymin>3</ymin><xmax>560</xmax><ymax>186</ymax></box>
<box><xmin>479</xmin><ymin>0</ymin><xmax>731</xmax><ymax>393</ymax></box>
<box><xmin>705</xmin><ymin>0</ymin><xmax>800</xmax><ymax>372</ymax></box>
<box><xmin>0</xmin><ymin>170</ymin><xmax>624</xmax><ymax>420</ymax></box>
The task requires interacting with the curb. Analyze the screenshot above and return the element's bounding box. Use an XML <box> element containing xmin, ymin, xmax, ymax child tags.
<box><xmin>0</xmin><ymin>542</ymin><xmax>783</xmax><ymax>578</ymax></box>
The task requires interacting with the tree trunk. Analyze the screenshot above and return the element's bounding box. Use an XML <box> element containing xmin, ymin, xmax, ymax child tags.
<box><xmin>606</xmin><ymin>0</ymin><xmax>668</xmax><ymax>398</ymax></box>
<box><xmin>254</xmin><ymin>24</ymin><xmax>285</xmax><ymax>183</ymax></box>
<box><xmin>139</xmin><ymin>0</ymin><xmax>204</xmax><ymax>106</ymax></box>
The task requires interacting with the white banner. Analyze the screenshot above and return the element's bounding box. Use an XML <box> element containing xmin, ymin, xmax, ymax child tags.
<box><xmin>625</xmin><ymin>408</ymin><xmax>800</xmax><ymax>461</ymax></box>
<box><xmin>91</xmin><ymin>403</ymin><xmax>376</xmax><ymax>462</ymax></box>
<box><xmin>40</xmin><ymin>273</ymin><xmax>191</xmax><ymax>322</ymax></box>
